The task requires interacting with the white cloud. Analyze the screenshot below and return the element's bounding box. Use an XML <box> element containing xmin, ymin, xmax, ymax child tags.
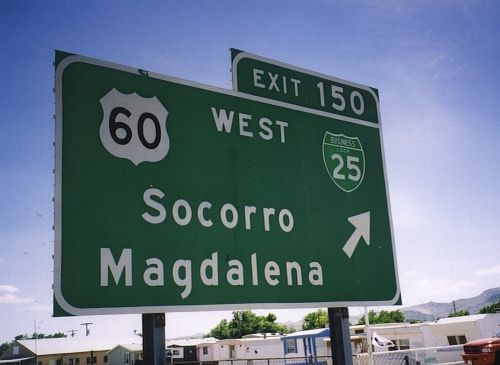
<box><xmin>475</xmin><ymin>265</ymin><xmax>500</xmax><ymax>276</ymax></box>
<box><xmin>0</xmin><ymin>293</ymin><xmax>33</xmax><ymax>304</ymax></box>
<box><xmin>0</xmin><ymin>285</ymin><xmax>33</xmax><ymax>304</ymax></box>
<box><xmin>0</xmin><ymin>285</ymin><xmax>20</xmax><ymax>293</ymax></box>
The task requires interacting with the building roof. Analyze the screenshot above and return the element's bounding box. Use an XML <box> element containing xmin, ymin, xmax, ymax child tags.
<box><xmin>242</xmin><ymin>333</ymin><xmax>282</xmax><ymax>339</ymax></box>
<box><xmin>17</xmin><ymin>338</ymin><xmax>119</xmax><ymax>356</ymax></box>
<box><xmin>214</xmin><ymin>338</ymin><xmax>245</xmax><ymax>345</ymax></box>
<box><xmin>350</xmin><ymin>314</ymin><xmax>500</xmax><ymax>330</ymax></box>
<box><xmin>0</xmin><ymin>358</ymin><xmax>34</xmax><ymax>364</ymax></box>
<box><xmin>108</xmin><ymin>343</ymin><xmax>143</xmax><ymax>353</ymax></box>
<box><xmin>167</xmin><ymin>338</ymin><xmax>210</xmax><ymax>347</ymax></box>
<box><xmin>433</xmin><ymin>313</ymin><xmax>491</xmax><ymax>325</ymax></box>
<box><xmin>282</xmin><ymin>328</ymin><xmax>329</xmax><ymax>339</ymax></box>
<box><xmin>193</xmin><ymin>338</ymin><xmax>219</xmax><ymax>347</ymax></box>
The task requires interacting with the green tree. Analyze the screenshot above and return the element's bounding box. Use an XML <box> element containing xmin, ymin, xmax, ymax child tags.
<box><xmin>448</xmin><ymin>310</ymin><xmax>469</xmax><ymax>318</ymax></box>
<box><xmin>357</xmin><ymin>310</ymin><xmax>376</xmax><ymax>325</ymax></box>
<box><xmin>302</xmin><ymin>309</ymin><xmax>328</xmax><ymax>330</ymax></box>
<box><xmin>206</xmin><ymin>319</ymin><xmax>231</xmax><ymax>339</ymax></box>
<box><xmin>357</xmin><ymin>310</ymin><xmax>405</xmax><ymax>325</ymax></box>
<box><xmin>29</xmin><ymin>332</ymin><xmax>67</xmax><ymax>339</ymax></box>
<box><xmin>43</xmin><ymin>332</ymin><xmax>66</xmax><ymax>339</ymax></box>
<box><xmin>479</xmin><ymin>299</ymin><xmax>500</xmax><ymax>314</ymax></box>
<box><xmin>206</xmin><ymin>310</ymin><xmax>294</xmax><ymax>339</ymax></box>
<box><xmin>0</xmin><ymin>342</ymin><xmax>10</xmax><ymax>357</ymax></box>
<box><xmin>228</xmin><ymin>310</ymin><xmax>258</xmax><ymax>338</ymax></box>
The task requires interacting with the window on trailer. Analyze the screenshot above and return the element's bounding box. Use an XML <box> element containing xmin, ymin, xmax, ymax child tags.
<box><xmin>447</xmin><ymin>335</ymin><xmax>467</xmax><ymax>345</ymax></box>
<box><xmin>286</xmin><ymin>339</ymin><xmax>297</xmax><ymax>354</ymax></box>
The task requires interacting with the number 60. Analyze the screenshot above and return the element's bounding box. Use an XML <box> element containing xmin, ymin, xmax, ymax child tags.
<box><xmin>109</xmin><ymin>106</ymin><xmax>162</xmax><ymax>150</ymax></box>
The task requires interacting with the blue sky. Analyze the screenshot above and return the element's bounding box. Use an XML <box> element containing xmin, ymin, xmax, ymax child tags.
<box><xmin>1</xmin><ymin>1</ymin><xmax>499</xmax><ymax>343</ymax></box>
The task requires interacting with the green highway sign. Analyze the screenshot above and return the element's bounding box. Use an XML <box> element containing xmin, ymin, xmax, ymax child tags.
<box><xmin>232</xmin><ymin>49</ymin><xmax>400</xmax><ymax>302</ymax></box>
<box><xmin>54</xmin><ymin>51</ymin><xmax>399</xmax><ymax>316</ymax></box>
<box><xmin>231</xmin><ymin>49</ymin><xmax>379</xmax><ymax>124</ymax></box>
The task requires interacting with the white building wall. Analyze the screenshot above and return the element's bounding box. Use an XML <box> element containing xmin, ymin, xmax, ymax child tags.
<box><xmin>217</xmin><ymin>340</ymin><xmax>246</xmax><ymax>360</ymax></box>
<box><xmin>426</xmin><ymin>315</ymin><xmax>498</xmax><ymax>347</ymax></box>
<box><xmin>428</xmin><ymin>323</ymin><xmax>477</xmax><ymax>346</ymax></box>
<box><xmin>420</xmin><ymin>324</ymin><xmax>433</xmax><ymax>348</ymax></box>
<box><xmin>243</xmin><ymin>338</ymin><xmax>283</xmax><ymax>359</ymax></box>
<box><xmin>476</xmin><ymin>313</ymin><xmax>500</xmax><ymax>338</ymax></box>
<box><xmin>216</xmin><ymin>337</ymin><xmax>284</xmax><ymax>361</ymax></box>
<box><xmin>370</xmin><ymin>325</ymin><xmax>424</xmax><ymax>352</ymax></box>
<box><xmin>235</xmin><ymin>342</ymin><xmax>247</xmax><ymax>359</ymax></box>
<box><xmin>197</xmin><ymin>343</ymin><xmax>218</xmax><ymax>362</ymax></box>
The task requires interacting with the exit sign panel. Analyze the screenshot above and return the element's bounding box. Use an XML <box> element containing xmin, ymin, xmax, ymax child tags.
<box><xmin>54</xmin><ymin>52</ymin><xmax>399</xmax><ymax>316</ymax></box>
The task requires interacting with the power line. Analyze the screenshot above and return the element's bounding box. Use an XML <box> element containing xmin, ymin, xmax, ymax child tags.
<box><xmin>81</xmin><ymin>322</ymin><xmax>93</xmax><ymax>336</ymax></box>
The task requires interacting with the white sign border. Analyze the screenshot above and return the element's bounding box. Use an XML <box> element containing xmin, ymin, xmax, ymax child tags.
<box><xmin>54</xmin><ymin>52</ymin><xmax>400</xmax><ymax>316</ymax></box>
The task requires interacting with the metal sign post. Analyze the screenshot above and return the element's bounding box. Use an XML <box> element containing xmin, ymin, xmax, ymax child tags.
<box><xmin>142</xmin><ymin>313</ymin><xmax>166</xmax><ymax>365</ymax></box>
<box><xmin>328</xmin><ymin>307</ymin><xmax>353</xmax><ymax>365</ymax></box>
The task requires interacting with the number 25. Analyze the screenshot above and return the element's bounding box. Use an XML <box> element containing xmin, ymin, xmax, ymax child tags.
<box><xmin>331</xmin><ymin>154</ymin><xmax>361</xmax><ymax>182</ymax></box>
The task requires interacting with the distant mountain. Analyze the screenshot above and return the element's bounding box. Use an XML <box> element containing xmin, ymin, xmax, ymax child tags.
<box><xmin>282</xmin><ymin>320</ymin><xmax>304</xmax><ymax>331</ymax></box>
<box><xmin>179</xmin><ymin>288</ymin><xmax>500</xmax><ymax>338</ymax></box>
<box><xmin>343</xmin><ymin>287</ymin><xmax>500</xmax><ymax>324</ymax></box>
<box><xmin>402</xmin><ymin>287</ymin><xmax>500</xmax><ymax>322</ymax></box>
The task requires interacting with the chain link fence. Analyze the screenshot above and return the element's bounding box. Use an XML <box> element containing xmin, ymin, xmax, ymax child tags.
<box><xmin>353</xmin><ymin>345</ymin><xmax>464</xmax><ymax>365</ymax></box>
<box><xmin>210</xmin><ymin>357</ymin><xmax>331</xmax><ymax>365</ymax></box>
<box><xmin>171</xmin><ymin>345</ymin><xmax>464</xmax><ymax>365</ymax></box>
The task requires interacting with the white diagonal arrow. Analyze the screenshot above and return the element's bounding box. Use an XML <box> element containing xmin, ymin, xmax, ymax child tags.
<box><xmin>343</xmin><ymin>212</ymin><xmax>370</xmax><ymax>258</ymax></box>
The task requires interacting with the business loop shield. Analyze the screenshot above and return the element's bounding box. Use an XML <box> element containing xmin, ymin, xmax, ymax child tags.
<box><xmin>322</xmin><ymin>131</ymin><xmax>365</xmax><ymax>192</ymax></box>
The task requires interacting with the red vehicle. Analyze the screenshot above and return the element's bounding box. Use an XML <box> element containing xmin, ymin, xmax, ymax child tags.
<box><xmin>462</xmin><ymin>330</ymin><xmax>500</xmax><ymax>365</ymax></box>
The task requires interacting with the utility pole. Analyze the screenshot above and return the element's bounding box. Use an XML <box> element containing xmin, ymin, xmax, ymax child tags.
<box><xmin>33</xmin><ymin>319</ymin><xmax>39</xmax><ymax>365</ymax></box>
<box><xmin>67</xmin><ymin>329</ymin><xmax>78</xmax><ymax>337</ymax></box>
<box><xmin>81</xmin><ymin>322</ymin><xmax>93</xmax><ymax>336</ymax></box>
